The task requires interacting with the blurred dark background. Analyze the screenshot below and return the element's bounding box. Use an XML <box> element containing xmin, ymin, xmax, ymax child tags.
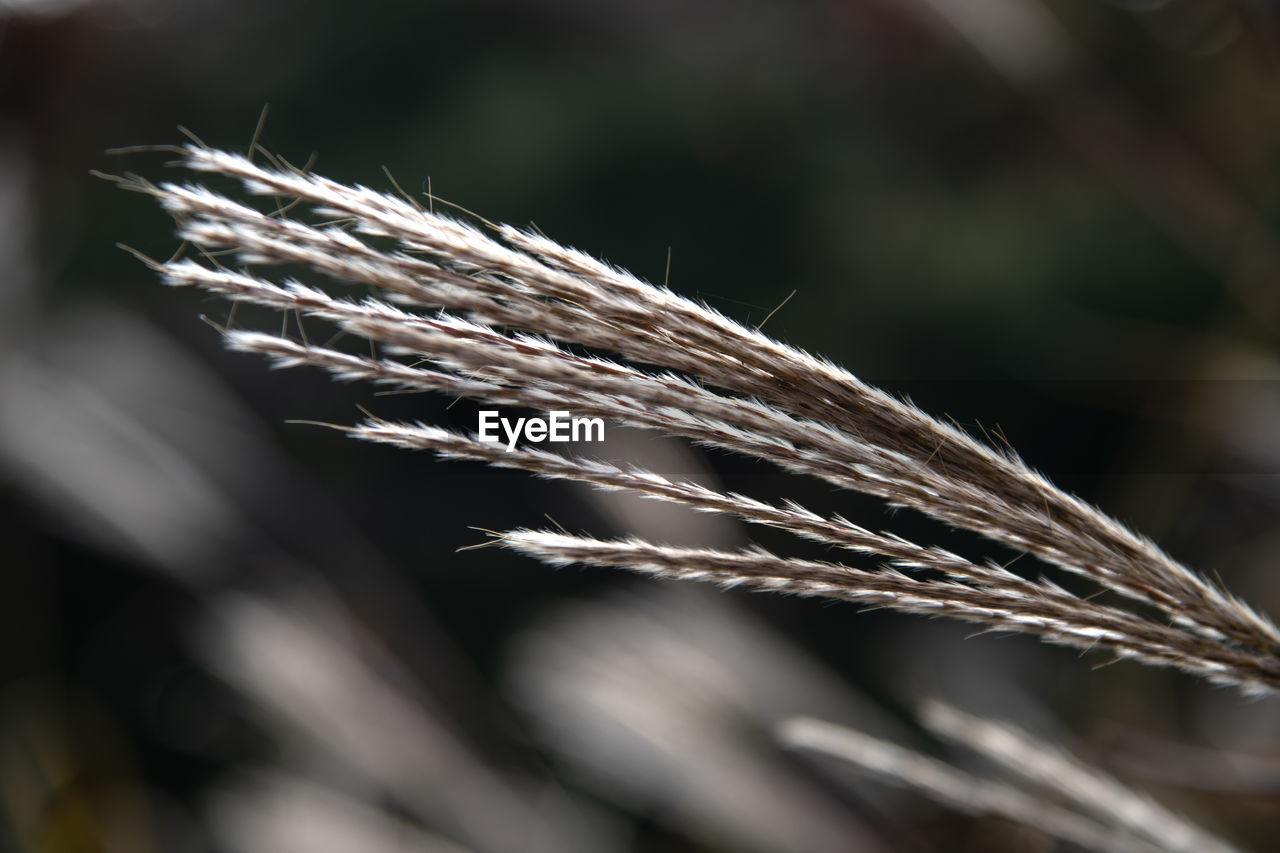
<box><xmin>2</xmin><ymin>1</ymin><xmax>1279</xmax><ymax>850</ymax></box>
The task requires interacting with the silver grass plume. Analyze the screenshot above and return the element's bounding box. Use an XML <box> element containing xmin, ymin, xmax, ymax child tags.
<box><xmin>915</xmin><ymin>702</ymin><xmax>1239</xmax><ymax>853</ymax></box>
<box><xmin>779</xmin><ymin>714</ymin><xmax>1240</xmax><ymax>853</ymax></box>
<box><xmin>110</xmin><ymin>143</ymin><xmax>1280</xmax><ymax>696</ymax></box>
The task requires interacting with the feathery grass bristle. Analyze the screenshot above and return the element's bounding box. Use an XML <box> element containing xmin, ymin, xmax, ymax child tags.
<box><xmin>120</xmin><ymin>142</ymin><xmax>1280</xmax><ymax>701</ymax></box>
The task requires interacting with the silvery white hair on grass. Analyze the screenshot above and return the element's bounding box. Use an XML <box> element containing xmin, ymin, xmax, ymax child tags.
<box><xmin>102</xmin><ymin>141</ymin><xmax>1280</xmax><ymax>851</ymax></box>
<box><xmin>104</xmin><ymin>143</ymin><xmax>1280</xmax><ymax>699</ymax></box>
